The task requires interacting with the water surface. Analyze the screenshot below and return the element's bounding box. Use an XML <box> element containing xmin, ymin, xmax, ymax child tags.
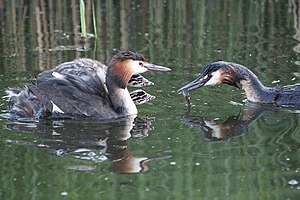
<box><xmin>0</xmin><ymin>1</ymin><xmax>300</xmax><ymax>199</ymax></box>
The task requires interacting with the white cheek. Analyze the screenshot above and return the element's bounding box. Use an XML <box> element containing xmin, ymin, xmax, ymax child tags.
<box><xmin>204</xmin><ymin>71</ymin><xmax>222</xmax><ymax>86</ymax></box>
<box><xmin>131</xmin><ymin>61</ymin><xmax>148</xmax><ymax>74</ymax></box>
<box><xmin>135</xmin><ymin>67</ymin><xmax>147</xmax><ymax>74</ymax></box>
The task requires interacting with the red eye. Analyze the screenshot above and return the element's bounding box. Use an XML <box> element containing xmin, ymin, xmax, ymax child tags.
<box><xmin>139</xmin><ymin>62</ymin><xmax>143</xmax><ymax>66</ymax></box>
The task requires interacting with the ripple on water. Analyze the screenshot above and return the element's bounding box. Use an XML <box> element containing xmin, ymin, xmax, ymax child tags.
<box><xmin>288</xmin><ymin>179</ymin><xmax>298</xmax><ymax>185</ymax></box>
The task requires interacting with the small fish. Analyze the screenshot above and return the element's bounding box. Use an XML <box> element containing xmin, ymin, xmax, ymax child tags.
<box><xmin>182</xmin><ymin>89</ymin><xmax>191</xmax><ymax>106</ymax></box>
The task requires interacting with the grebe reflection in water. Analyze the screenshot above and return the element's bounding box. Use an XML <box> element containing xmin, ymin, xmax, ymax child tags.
<box><xmin>6</xmin><ymin>115</ymin><xmax>171</xmax><ymax>174</ymax></box>
<box><xmin>181</xmin><ymin>103</ymin><xmax>280</xmax><ymax>140</ymax></box>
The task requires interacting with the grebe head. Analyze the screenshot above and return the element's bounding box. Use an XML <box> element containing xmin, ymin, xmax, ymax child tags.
<box><xmin>178</xmin><ymin>61</ymin><xmax>245</xmax><ymax>92</ymax></box>
<box><xmin>130</xmin><ymin>89</ymin><xmax>155</xmax><ymax>105</ymax></box>
<box><xmin>108</xmin><ymin>50</ymin><xmax>171</xmax><ymax>89</ymax></box>
<box><xmin>128</xmin><ymin>74</ymin><xmax>154</xmax><ymax>87</ymax></box>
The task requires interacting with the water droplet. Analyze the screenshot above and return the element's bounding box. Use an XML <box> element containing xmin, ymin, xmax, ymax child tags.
<box><xmin>271</xmin><ymin>80</ymin><xmax>280</xmax><ymax>84</ymax></box>
<box><xmin>288</xmin><ymin>179</ymin><xmax>298</xmax><ymax>185</ymax></box>
<box><xmin>88</xmin><ymin>152</ymin><xmax>96</xmax><ymax>157</ymax></box>
<box><xmin>96</xmin><ymin>155</ymin><xmax>107</xmax><ymax>162</ymax></box>
<box><xmin>51</xmin><ymin>130</ymin><xmax>60</xmax><ymax>136</ymax></box>
<box><xmin>61</xmin><ymin>192</ymin><xmax>68</xmax><ymax>196</ymax></box>
<box><xmin>170</xmin><ymin>161</ymin><xmax>176</xmax><ymax>165</ymax></box>
<box><xmin>79</xmin><ymin>156</ymin><xmax>92</xmax><ymax>160</ymax></box>
<box><xmin>74</xmin><ymin>148</ymin><xmax>91</xmax><ymax>153</ymax></box>
<box><xmin>65</xmin><ymin>165</ymin><xmax>96</xmax><ymax>171</ymax></box>
<box><xmin>55</xmin><ymin>149</ymin><xmax>65</xmax><ymax>156</ymax></box>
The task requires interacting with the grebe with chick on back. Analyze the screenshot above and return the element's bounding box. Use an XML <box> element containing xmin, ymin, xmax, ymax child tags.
<box><xmin>5</xmin><ymin>50</ymin><xmax>171</xmax><ymax>119</ymax></box>
<box><xmin>178</xmin><ymin>61</ymin><xmax>300</xmax><ymax>108</ymax></box>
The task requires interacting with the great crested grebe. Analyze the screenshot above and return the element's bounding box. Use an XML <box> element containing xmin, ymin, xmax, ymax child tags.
<box><xmin>178</xmin><ymin>61</ymin><xmax>300</xmax><ymax>107</ymax></box>
<box><xmin>128</xmin><ymin>74</ymin><xmax>154</xmax><ymax>87</ymax></box>
<box><xmin>130</xmin><ymin>89</ymin><xmax>155</xmax><ymax>105</ymax></box>
<box><xmin>5</xmin><ymin>50</ymin><xmax>171</xmax><ymax>119</ymax></box>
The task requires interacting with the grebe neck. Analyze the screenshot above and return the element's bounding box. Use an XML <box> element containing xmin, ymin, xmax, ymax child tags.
<box><xmin>234</xmin><ymin>64</ymin><xmax>277</xmax><ymax>104</ymax></box>
<box><xmin>108</xmin><ymin>84</ymin><xmax>137</xmax><ymax>116</ymax></box>
<box><xmin>106</xmin><ymin>64</ymin><xmax>137</xmax><ymax>116</ymax></box>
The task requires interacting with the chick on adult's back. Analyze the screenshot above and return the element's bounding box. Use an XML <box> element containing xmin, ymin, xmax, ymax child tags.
<box><xmin>6</xmin><ymin>50</ymin><xmax>171</xmax><ymax>119</ymax></box>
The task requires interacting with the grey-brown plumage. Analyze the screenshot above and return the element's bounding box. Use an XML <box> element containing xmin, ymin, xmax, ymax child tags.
<box><xmin>5</xmin><ymin>50</ymin><xmax>171</xmax><ymax>119</ymax></box>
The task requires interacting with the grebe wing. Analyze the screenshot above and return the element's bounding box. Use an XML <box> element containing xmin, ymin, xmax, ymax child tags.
<box><xmin>30</xmin><ymin>68</ymin><xmax>117</xmax><ymax>118</ymax></box>
<box><xmin>51</xmin><ymin>58</ymin><xmax>108</xmax><ymax>83</ymax></box>
<box><xmin>276</xmin><ymin>84</ymin><xmax>300</xmax><ymax>107</ymax></box>
<box><xmin>282</xmin><ymin>83</ymin><xmax>300</xmax><ymax>94</ymax></box>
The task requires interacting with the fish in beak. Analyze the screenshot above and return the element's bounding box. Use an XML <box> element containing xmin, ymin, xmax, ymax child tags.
<box><xmin>177</xmin><ymin>73</ymin><xmax>213</xmax><ymax>106</ymax></box>
<box><xmin>177</xmin><ymin>74</ymin><xmax>210</xmax><ymax>93</ymax></box>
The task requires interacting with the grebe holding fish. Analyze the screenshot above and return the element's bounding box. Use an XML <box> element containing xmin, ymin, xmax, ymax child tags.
<box><xmin>178</xmin><ymin>61</ymin><xmax>300</xmax><ymax>108</ymax></box>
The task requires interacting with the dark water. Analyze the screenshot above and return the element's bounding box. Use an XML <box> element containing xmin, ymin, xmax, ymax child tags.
<box><xmin>0</xmin><ymin>0</ymin><xmax>300</xmax><ymax>199</ymax></box>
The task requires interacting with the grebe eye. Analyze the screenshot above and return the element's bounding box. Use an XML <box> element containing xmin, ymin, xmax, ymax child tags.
<box><xmin>203</xmin><ymin>74</ymin><xmax>212</xmax><ymax>80</ymax></box>
<box><xmin>139</xmin><ymin>62</ymin><xmax>143</xmax><ymax>66</ymax></box>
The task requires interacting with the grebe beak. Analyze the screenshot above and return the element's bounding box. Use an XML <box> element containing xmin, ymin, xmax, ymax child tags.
<box><xmin>144</xmin><ymin>63</ymin><xmax>171</xmax><ymax>72</ymax></box>
<box><xmin>177</xmin><ymin>76</ymin><xmax>208</xmax><ymax>93</ymax></box>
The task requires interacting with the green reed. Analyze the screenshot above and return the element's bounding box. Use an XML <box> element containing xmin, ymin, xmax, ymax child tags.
<box><xmin>92</xmin><ymin>1</ymin><xmax>97</xmax><ymax>38</ymax></box>
<box><xmin>79</xmin><ymin>0</ymin><xmax>87</xmax><ymax>37</ymax></box>
<box><xmin>79</xmin><ymin>0</ymin><xmax>97</xmax><ymax>38</ymax></box>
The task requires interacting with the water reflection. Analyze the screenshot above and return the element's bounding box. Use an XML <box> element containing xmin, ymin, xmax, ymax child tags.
<box><xmin>0</xmin><ymin>1</ymin><xmax>300</xmax><ymax>198</ymax></box>
<box><xmin>5</xmin><ymin>115</ymin><xmax>170</xmax><ymax>174</ymax></box>
<box><xmin>289</xmin><ymin>0</ymin><xmax>300</xmax><ymax>66</ymax></box>
<box><xmin>182</xmin><ymin>103</ymin><xmax>281</xmax><ymax>140</ymax></box>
